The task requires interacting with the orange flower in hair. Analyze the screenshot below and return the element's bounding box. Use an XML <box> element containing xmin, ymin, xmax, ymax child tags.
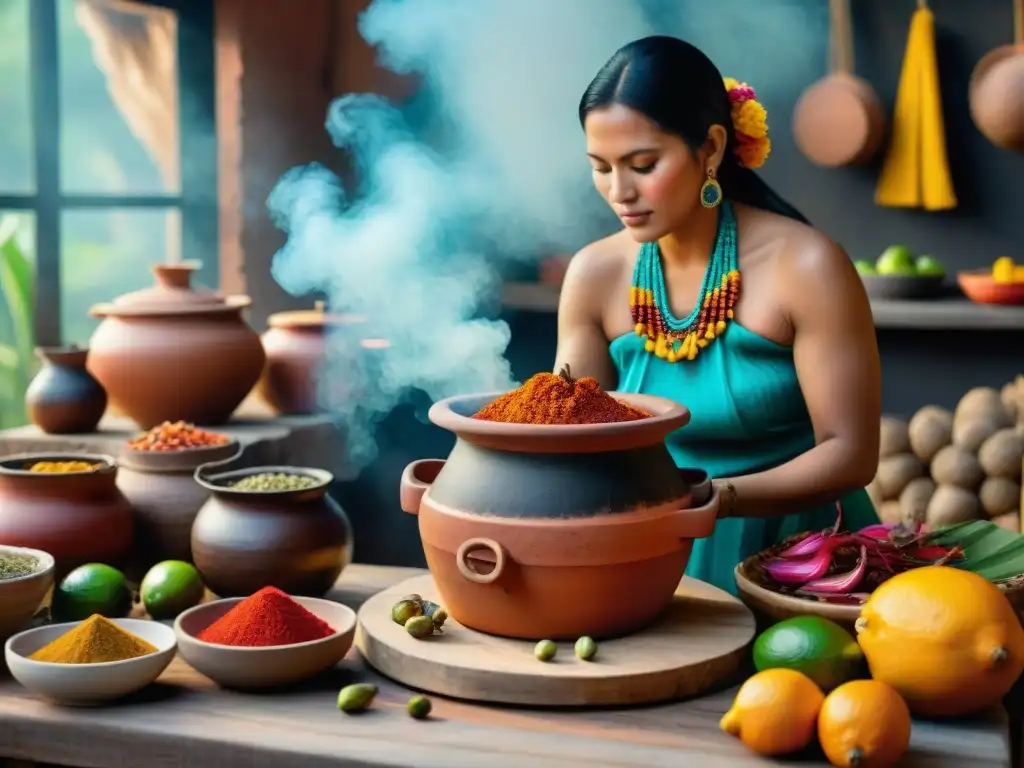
<box><xmin>723</xmin><ymin>77</ymin><xmax>771</xmax><ymax>169</ymax></box>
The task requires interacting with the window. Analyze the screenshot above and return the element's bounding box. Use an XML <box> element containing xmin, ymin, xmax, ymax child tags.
<box><xmin>0</xmin><ymin>0</ymin><xmax>217</xmax><ymax>353</ymax></box>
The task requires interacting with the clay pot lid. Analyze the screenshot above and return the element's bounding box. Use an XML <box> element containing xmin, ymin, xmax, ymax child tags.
<box><xmin>267</xmin><ymin>301</ymin><xmax>368</xmax><ymax>329</ymax></box>
<box><xmin>89</xmin><ymin>262</ymin><xmax>251</xmax><ymax>318</ymax></box>
<box><xmin>428</xmin><ymin>392</ymin><xmax>691</xmax><ymax>454</ymax></box>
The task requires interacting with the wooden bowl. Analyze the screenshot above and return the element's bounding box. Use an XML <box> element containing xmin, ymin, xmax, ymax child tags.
<box><xmin>0</xmin><ymin>546</ymin><xmax>55</xmax><ymax>641</ymax></box>
<box><xmin>734</xmin><ymin>556</ymin><xmax>860</xmax><ymax>633</ymax></box>
<box><xmin>173</xmin><ymin>596</ymin><xmax>356</xmax><ymax>689</ymax></box>
<box><xmin>860</xmin><ymin>274</ymin><xmax>944</xmax><ymax>300</ymax></box>
<box><xmin>4</xmin><ymin>618</ymin><xmax>176</xmax><ymax>705</ymax></box>
<box><xmin>958</xmin><ymin>270</ymin><xmax>1024</xmax><ymax>305</ymax></box>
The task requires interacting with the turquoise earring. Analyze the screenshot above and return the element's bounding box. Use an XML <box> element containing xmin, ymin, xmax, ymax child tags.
<box><xmin>700</xmin><ymin>167</ymin><xmax>722</xmax><ymax>208</ymax></box>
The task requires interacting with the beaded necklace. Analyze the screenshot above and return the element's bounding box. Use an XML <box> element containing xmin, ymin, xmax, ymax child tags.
<box><xmin>628</xmin><ymin>200</ymin><xmax>741</xmax><ymax>363</ymax></box>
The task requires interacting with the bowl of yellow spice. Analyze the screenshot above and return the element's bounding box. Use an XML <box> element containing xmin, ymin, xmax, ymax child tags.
<box><xmin>4</xmin><ymin>614</ymin><xmax>177</xmax><ymax>705</ymax></box>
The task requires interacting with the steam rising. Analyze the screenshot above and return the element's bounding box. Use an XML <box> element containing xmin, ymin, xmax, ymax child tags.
<box><xmin>268</xmin><ymin>0</ymin><xmax>823</xmax><ymax>475</ymax></box>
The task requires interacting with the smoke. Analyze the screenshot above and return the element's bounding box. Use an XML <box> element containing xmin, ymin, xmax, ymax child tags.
<box><xmin>267</xmin><ymin>0</ymin><xmax>824</xmax><ymax>476</ymax></box>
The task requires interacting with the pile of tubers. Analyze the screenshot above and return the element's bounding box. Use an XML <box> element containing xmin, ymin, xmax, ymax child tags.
<box><xmin>869</xmin><ymin>378</ymin><xmax>1024</xmax><ymax>533</ymax></box>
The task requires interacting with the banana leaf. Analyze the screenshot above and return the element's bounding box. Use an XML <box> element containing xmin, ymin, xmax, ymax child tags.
<box><xmin>0</xmin><ymin>217</ymin><xmax>34</xmax><ymax>367</ymax></box>
<box><xmin>928</xmin><ymin>520</ymin><xmax>1024</xmax><ymax>582</ymax></box>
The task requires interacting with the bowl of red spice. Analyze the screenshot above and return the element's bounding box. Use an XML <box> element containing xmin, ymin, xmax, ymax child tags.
<box><xmin>122</xmin><ymin>421</ymin><xmax>238</xmax><ymax>468</ymax></box>
<box><xmin>173</xmin><ymin>586</ymin><xmax>357</xmax><ymax>689</ymax></box>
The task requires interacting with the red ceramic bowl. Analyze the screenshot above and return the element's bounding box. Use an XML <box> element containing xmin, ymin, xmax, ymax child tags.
<box><xmin>958</xmin><ymin>270</ymin><xmax>1024</xmax><ymax>305</ymax></box>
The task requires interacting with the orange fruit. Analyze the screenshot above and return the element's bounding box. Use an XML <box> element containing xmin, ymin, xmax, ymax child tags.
<box><xmin>855</xmin><ymin>565</ymin><xmax>1024</xmax><ymax>717</ymax></box>
<box><xmin>818</xmin><ymin>679</ymin><xmax>911</xmax><ymax>767</ymax></box>
<box><xmin>719</xmin><ymin>668</ymin><xmax>824</xmax><ymax>756</ymax></box>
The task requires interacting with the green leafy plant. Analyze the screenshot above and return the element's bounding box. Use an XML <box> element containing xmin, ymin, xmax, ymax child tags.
<box><xmin>929</xmin><ymin>520</ymin><xmax>1024</xmax><ymax>582</ymax></box>
<box><xmin>0</xmin><ymin>215</ymin><xmax>35</xmax><ymax>429</ymax></box>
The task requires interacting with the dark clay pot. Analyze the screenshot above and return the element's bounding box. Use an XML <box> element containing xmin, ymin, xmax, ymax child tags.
<box><xmin>117</xmin><ymin>441</ymin><xmax>241</xmax><ymax>575</ymax></box>
<box><xmin>400</xmin><ymin>392</ymin><xmax>719</xmax><ymax>641</ymax></box>
<box><xmin>25</xmin><ymin>346</ymin><xmax>107</xmax><ymax>434</ymax></box>
<box><xmin>190</xmin><ymin>464</ymin><xmax>353</xmax><ymax>598</ymax></box>
<box><xmin>0</xmin><ymin>453</ymin><xmax>134</xmax><ymax>579</ymax></box>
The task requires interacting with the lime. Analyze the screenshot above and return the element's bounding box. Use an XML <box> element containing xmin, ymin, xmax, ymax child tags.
<box><xmin>140</xmin><ymin>560</ymin><xmax>205</xmax><ymax>620</ymax></box>
<box><xmin>876</xmin><ymin>245</ymin><xmax>916</xmax><ymax>275</ymax></box>
<box><xmin>853</xmin><ymin>259</ymin><xmax>877</xmax><ymax>276</ymax></box>
<box><xmin>51</xmin><ymin>563</ymin><xmax>133</xmax><ymax>623</ymax></box>
<box><xmin>752</xmin><ymin>615</ymin><xmax>865</xmax><ymax>692</ymax></box>
<box><xmin>915</xmin><ymin>255</ymin><xmax>945</xmax><ymax>277</ymax></box>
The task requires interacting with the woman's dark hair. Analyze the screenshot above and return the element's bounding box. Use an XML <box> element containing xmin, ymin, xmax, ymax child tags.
<box><xmin>579</xmin><ymin>36</ymin><xmax>808</xmax><ymax>225</ymax></box>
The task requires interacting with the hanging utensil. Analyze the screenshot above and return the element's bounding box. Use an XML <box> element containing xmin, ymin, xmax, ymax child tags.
<box><xmin>969</xmin><ymin>0</ymin><xmax>1024</xmax><ymax>152</ymax></box>
<box><xmin>875</xmin><ymin>0</ymin><xmax>957</xmax><ymax>211</ymax></box>
<box><xmin>792</xmin><ymin>0</ymin><xmax>886</xmax><ymax>167</ymax></box>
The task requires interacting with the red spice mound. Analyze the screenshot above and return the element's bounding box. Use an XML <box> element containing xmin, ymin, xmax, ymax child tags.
<box><xmin>197</xmin><ymin>586</ymin><xmax>335</xmax><ymax>647</ymax></box>
<box><xmin>473</xmin><ymin>366</ymin><xmax>650</xmax><ymax>425</ymax></box>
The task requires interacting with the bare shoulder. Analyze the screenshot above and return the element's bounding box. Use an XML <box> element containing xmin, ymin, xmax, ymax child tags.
<box><xmin>560</xmin><ymin>230</ymin><xmax>634</xmax><ymax>310</ymax></box>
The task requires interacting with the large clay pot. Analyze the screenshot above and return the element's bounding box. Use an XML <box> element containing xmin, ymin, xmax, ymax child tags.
<box><xmin>117</xmin><ymin>441</ymin><xmax>241</xmax><ymax>574</ymax></box>
<box><xmin>190</xmin><ymin>463</ymin><xmax>353</xmax><ymax>598</ymax></box>
<box><xmin>399</xmin><ymin>392</ymin><xmax>719</xmax><ymax>641</ymax></box>
<box><xmin>24</xmin><ymin>346</ymin><xmax>107</xmax><ymax>434</ymax></box>
<box><xmin>257</xmin><ymin>301</ymin><xmax>370</xmax><ymax>416</ymax></box>
<box><xmin>86</xmin><ymin>262</ymin><xmax>266</xmax><ymax>429</ymax></box>
<box><xmin>0</xmin><ymin>453</ymin><xmax>134</xmax><ymax>579</ymax></box>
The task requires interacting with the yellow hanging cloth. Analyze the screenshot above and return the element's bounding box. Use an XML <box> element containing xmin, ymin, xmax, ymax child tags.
<box><xmin>875</xmin><ymin>1</ymin><xmax>957</xmax><ymax>210</ymax></box>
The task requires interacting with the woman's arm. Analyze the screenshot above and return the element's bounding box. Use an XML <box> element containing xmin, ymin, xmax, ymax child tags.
<box><xmin>552</xmin><ymin>243</ymin><xmax>619</xmax><ymax>389</ymax></box>
<box><xmin>718</xmin><ymin>234</ymin><xmax>881</xmax><ymax>518</ymax></box>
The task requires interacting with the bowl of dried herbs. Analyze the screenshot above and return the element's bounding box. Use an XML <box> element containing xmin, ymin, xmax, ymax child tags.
<box><xmin>0</xmin><ymin>545</ymin><xmax>55</xmax><ymax>640</ymax></box>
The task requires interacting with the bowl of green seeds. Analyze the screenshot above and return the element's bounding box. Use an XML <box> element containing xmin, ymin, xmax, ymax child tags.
<box><xmin>0</xmin><ymin>545</ymin><xmax>55</xmax><ymax>640</ymax></box>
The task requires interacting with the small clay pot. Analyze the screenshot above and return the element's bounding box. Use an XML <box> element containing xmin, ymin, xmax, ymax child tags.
<box><xmin>190</xmin><ymin>463</ymin><xmax>353</xmax><ymax>598</ymax></box>
<box><xmin>400</xmin><ymin>392</ymin><xmax>720</xmax><ymax>640</ymax></box>
<box><xmin>24</xmin><ymin>346</ymin><xmax>107</xmax><ymax>434</ymax></box>
<box><xmin>257</xmin><ymin>301</ymin><xmax>370</xmax><ymax>416</ymax></box>
<box><xmin>86</xmin><ymin>262</ymin><xmax>266</xmax><ymax>429</ymax></box>
<box><xmin>969</xmin><ymin>45</ymin><xmax>1024</xmax><ymax>152</ymax></box>
<box><xmin>117</xmin><ymin>441</ymin><xmax>241</xmax><ymax>573</ymax></box>
<box><xmin>0</xmin><ymin>453</ymin><xmax>134</xmax><ymax>579</ymax></box>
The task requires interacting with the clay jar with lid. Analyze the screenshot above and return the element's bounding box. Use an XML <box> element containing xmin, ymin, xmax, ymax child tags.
<box><xmin>399</xmin><ymin>392</ymin><xmax>720</xmax><ymax>641</ymax></box>
<box><xmin>190</xmin><ymin>463</ymin><xmax>353</xmax><ymax>598</ymax></box>
<box><xmin>86</xmin><ymin>263</ymin><xmax>266</xmax><ymax>429</ymax></box>
<box><xmin>116</xmin><ymin>440</ymin><xmax>241</xmax><ymax>574</ymax></box>
<box><xmin>258</xmin><ymin>302</ymin><xmax>369</xmax><ymax>416</ymax></box>
<box><xmin>0</xmin><ymin>453</ymin><xmax>134</xmax><ymax>579</ymax></box>
<box><xmin>24</xmin><ymin>345</ymin><xmax>108</xmax><ymax>434</ymax></box>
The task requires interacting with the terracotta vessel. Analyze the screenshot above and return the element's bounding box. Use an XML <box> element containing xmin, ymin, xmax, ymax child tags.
<box><xmin>190</xmin><ymin>463</ymin><xmax>353</xmax><ymax>598</ymax></box>
<box><xmin>117</xmin><ymin>441</ymin><xmax>241</xmax><ymax>574</ymax></box>
<box><xmin>0</xmin><ymin>453</ymin><xmax>134</xmax><ymax>578</ymax></box>
<box><xmin>399</xmin><ymin>392</ymin><xmax>719</xmax><ymax>641</ymax></box>
<box><xmin>258</xmin><ymin>301</ymin><xmax>369</xmax><ymax>415</ymax></box>
<box><xmin>969</xmin><ymin>43</ymin><xmax>1024</xmax><ymax>152</ymax></box>
<box><xmin>86</xmin><ymin>262</ymin><xmax>266</xmax><ymax>429</ymax></box>
<box><xmin>24</xmin><ymin>346</ymin><xmax>107</xmax><ymax>434</ymax></box>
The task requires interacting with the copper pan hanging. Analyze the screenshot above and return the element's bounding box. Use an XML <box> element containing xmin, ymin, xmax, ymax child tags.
<box><xmin>969</xmin><ymin>0</ymin><xmax>1024</xmax><ymax>151</ymax></box>
<box><xmin>792</xmin><ymin>0</ymin><xmax>886</xmax><ymax>167</ymax></box>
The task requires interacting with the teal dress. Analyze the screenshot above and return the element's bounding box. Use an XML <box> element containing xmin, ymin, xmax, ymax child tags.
<box><xmin>610</xmin><ymin>326</ymin><xmax>879</xmax><ymax>596</ymax></box>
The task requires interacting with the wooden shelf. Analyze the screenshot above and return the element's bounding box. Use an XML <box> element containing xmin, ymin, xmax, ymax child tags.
<box><xmin>501</xmin><ymin>282</ymin><xmax>1024</xmax><ymax>331</ymax></box>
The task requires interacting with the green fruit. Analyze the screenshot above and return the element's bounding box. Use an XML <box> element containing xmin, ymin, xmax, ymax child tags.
<box><xmin>853</xmin><ymin>259</ymin><xmax>877</xmax><ymax>276</ymax></box>
<box><xmin>876</xmin><ymin>245</ymin><xmax>916</xmax><ymax>275</ymax></box>
<box><xmin>391</xmin><ymin>599</ymin><xmax>423</xmax><ymax>625</ymax></box>
<box><xmin>574</xmin><ymin>636</ymin><xmax>597</xmax><ymax>661</ymax></box>
<box><xmin>405</xmin><ymin>615</ymin><xmax>436</xmax><ymax>639</ymax></box>
<box><xmin>752</xmin><ymin>615</ymin><xmax>865</xmax><ymax>691</ymax></box>
<box><xmin>915</xmin><ymin>255</ymin><xmax>945</xmax><ymax>277</ymax></box>
<box><xmin>407</xmin><ymin>694</ymin><xmax>432</xmax><ymax>719</ymax></box>
<box><xmin>534</xmin><ymin>639</ymin><xmax>557</xmax><ymax>661</ymax></box>
<box><xmin>51</xmin><ymin>563</ymin><xmax>133</xmax><ymax>623</ymax></box>
<box><xmin>140</xmin><ymin>560</ymin><xmax>205</xmax><ymax>620</ymax></box>
<box><xmin>337</xmin><ymin>683</ymin><xmax>378</xmax><ymax>713</ymax></box>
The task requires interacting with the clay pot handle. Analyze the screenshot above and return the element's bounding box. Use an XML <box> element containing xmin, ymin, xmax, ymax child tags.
<box><xmin>672</xmin><ymin>487</ymin><xmax>721</xmax><ymax>541</ymax></box>
<box><xmin>399</xmin><ymin>459</ymin><xmax>445</xmax><ymax>515</ymax></box>
<box><xmin>455</xmin><ymin>538</ymin><xmax>507</xmax><ymax>585</ymax></box>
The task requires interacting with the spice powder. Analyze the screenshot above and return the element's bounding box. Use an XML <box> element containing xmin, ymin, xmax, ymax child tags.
<box><xmin>197</xmin><ymin>586</ymin><xmax>335</xmax><ymax>647</ymax></box>
<box><xmin>29</xmin><ymin>615</ymin><xmax>157</xmax><ymax>664</ymax></box>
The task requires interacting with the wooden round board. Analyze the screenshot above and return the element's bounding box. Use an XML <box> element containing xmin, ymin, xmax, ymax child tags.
<box><xmin>356</xmin><ymin>573</ymin><xmax>756</xmax><ymax>707</ymax></box>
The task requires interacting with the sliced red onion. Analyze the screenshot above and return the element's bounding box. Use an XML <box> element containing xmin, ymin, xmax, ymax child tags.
<box><xmin>776</xmin><ymin>531</ymin><xmax>828</xmax><ymax>558</ymax></box>
<box><xmin>799</xmin><ymin>545</ymin><xmax>868</xmax><ymax>594</ymax></box>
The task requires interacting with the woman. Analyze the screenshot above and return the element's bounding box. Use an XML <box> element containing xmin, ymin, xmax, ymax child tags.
<box><xmin>556</xmin><ymin>36</ymin><xmax>881</xmax><ymax>594</ymax></box>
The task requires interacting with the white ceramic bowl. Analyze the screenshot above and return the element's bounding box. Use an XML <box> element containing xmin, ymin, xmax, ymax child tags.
<box><xmin>4</xmin><ymin>618</ymin><xmax>177</xmax><ymax>705</ymax></box>
<box><xmin>174</xmin><ymin>595</ymin><xmax>356</xmax><ymax>689</ymax></box>
<box><xmin>0</xmin><ymin>546</ymin><xmax>56</xmax><ymax>641</ymax></box>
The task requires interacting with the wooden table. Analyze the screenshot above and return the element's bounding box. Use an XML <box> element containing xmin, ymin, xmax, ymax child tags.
<box><xmin>0</xmin><ymin>565</ymin><xmax>1012</xmax><ymax>768</ymax></box>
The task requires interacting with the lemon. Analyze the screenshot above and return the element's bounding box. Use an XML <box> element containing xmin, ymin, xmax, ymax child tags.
<box><xmin>720</xmin><ymin>668</ymin><xmax>824</xmax><ymax>756</ymax></box>
<box><xmin>51</xmin><ymin>563</ymin><xmax>133</xmax><ymax>623</ymax></box>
